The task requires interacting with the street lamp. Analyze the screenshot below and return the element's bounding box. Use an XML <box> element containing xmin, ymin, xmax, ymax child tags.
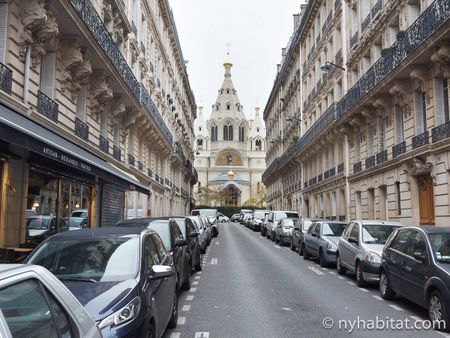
<box><xmin>320</xmin><ymin>61</ymin><xmax>345</xmax><ymax>72</ymax></box>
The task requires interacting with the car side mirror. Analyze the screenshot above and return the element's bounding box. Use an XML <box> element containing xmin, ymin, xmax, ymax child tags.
<box><xmin>149</xmin><ymin>265</ymin><xmax>174</xmax><ymax>279</ymax></box>
<box><xmin>175</xmin><ymin>239</ymin><xmax>187</xmax><ymax>247</ymax></box>
<box><xmin>413</xmin><ymin>251</ymin><xmax>426</xmax><ymax>262</ymax></box>
<box><xmin>189</xmin><ymin>232</ymin><xmax>199</xmax><ymax>238</ymax></box>
<box><xmin>348</xmin><ymin>237</ymin><xmax>358</xmax><ymax>245</ymax></box>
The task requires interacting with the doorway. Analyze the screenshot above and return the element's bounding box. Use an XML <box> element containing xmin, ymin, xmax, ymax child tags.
<box><xmin>417</xmin><ymin>175</ymin><xmax>435</xmax><ymax>225</ymax></box>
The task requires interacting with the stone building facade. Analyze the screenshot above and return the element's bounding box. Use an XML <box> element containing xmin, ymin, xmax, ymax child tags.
<box><xmin>0</xmin><ymin>0</ymin><xmax>197</xmax><ymax>247</ymax></box>
<box><xmin>263</xmin><ymin>0</ymin><xmax>450</xmax><ymax>226</ymax></box>
<box><xmin>194</xmin><ymin>56</ymin><xmax>266</xmax><ymax>206</ymax></box>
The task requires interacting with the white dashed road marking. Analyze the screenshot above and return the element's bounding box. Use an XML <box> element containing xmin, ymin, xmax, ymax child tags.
<box><xmin>182</xmin><ymin>305</ymin><xmax>191</xmax><ymax>312</ymax></box>
<box><xmin>195</xmin><ymin>276</ymin><xmax>201</xmax><ymax>280</ymax></box>
<box><xmin>328</xmin><ymin>271</ymin><xmax>336</xmax><ymax>275</ymax></box>
<box><xmin>372</xmin><ymin>295</ymin><xmax>383</xmax><ymax>301</ymax></box>
<box><xmin>197</xmin><ymin>271</ymin><xmax>202</xmax><ymax>275</ymax></box>
<box><xmin>193</xmin><ymin>281</ymin><xmax>199</xmax><ymax>286</ymax></box>
<box><xmin>177</xmin><ymin>316</ymin><xmax>186</xmax><ymax>325</ymax></box>
<box><xmin>308</xmin><ymin>266</ymin><xmax>325</xmax><ymax>276</ymax></box>
<box><xmin>359</xmin><ymin>288</ymin><xmax>369</xmax><ymax>292</ymax></box>
<box><xmin>281</xmin><ymin>307</ymin><xmax>292</xmax><ymax>311</ymax></box>
<box><xmin>347</xmin><ymin>281</ymin><xmax>355</xmax><ymax>285</ymax></box>
<box><xmin>194</xmin><ymin>333</ymin><xmax>210</xmax><ymax>338</ymax></box>
<box><xmin>190</xmin><ymin>287</ymin><xmax>197</xmax><ymax>292</ymax></box>
<box><xmin>215</xmin><ymin>241</ymin><xmax>219</xmax><ymax>245</ymax></box>
<box><xmin>274</xmin><ymin>245</ymin><xmax>281</xmax><ymax>249</ymax></box>
<box><xmin>409</xmin><ymin>315</ymin><xmax>423</xmax><ymax>322</ymax></box>
<box><xmin>338</xmin><ymin>276</ymin><xmax>345</xmax><ymax>280</ymax></box>
<box><xmin>211</xmin><ymin>258</ymin><xmax>218</xmax><ymax>265</ymax></box>
<box><xmin>169</xmin><ymin>333</ymin><xmax>181</xmax><ymax>338</ymax></box>
<box><xmin>186</xmin><ymin>295</ymin><xmax>194</xmax><ymax>301</ymax></box>
<box><xmin>389</xmin><ymin>304</ymin><xmax>404</xmax><ymax>311</ymax></box>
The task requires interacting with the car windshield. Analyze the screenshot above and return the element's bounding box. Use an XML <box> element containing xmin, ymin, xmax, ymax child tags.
<box><xmin>321</xmin><ymin>223</ymin><xmax>347</xmax><ymax>236</ymax></box>
<box><xmin>71</xmin><ymin>211</ymin><xmax>86</xmax><ymax>218</ymax></box>
<box><xmin>27</xmin><ymin>236</ymin><xmax>139</xmax><ymax>282</ymax></box>
<box><xmin>26</xmin><ymin>217</ymin><xmax>51</xmax><ymax>229</ymax></box>
<box><xmin>254</xmin><ymin>212</ymin><xmax>267</xmax><ymax>219</ymax></box>
<box><xmin>429</xmin><ymin>233</ymin><xmax>450</xmax><ymax>263</ymax></box>
<box><xmin>362</xmin><ymin>224</ymin><xmax>399</xmax><ymax>244</ymax></box>
<box><xmin>68</xmin><ymin>218</ymin><xmax>84</xmax><ymax>227</ymax></box>
<box><xmin>191</xmin><ymin>218</ymin><xmax>202</xmax><ymax>231</ymax></box>
<box><xmin>275</xmin><ymin>212</ymin><xmax>299</xmax><ymax>220</ymax></box>
<box><xmin>303</xmin><ymin>220</ymin><xmax>313</xmax><ymax>231</ymax></box>
<box><xmin>148</xmin><ymin>220</ymin><xmax>171</xmax><ymax>250</ymax></box>
<box><xmin>198</xmin><ymin>210</ymin><xmax>216</xmax><ymax>218</ymax></box>
<box><xmin>174</xmin><ymin>218</ymin><xmax>186</xmax><ymax>238</ymax></box>
<box><xmin>283</xmin><ymin>219</ymin><xmax>294</xmax><ymax>228</ymax></box>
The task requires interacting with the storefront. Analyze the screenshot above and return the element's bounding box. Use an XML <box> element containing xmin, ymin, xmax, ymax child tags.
<box><xmin>0</xmin><ymin>103</ymin><xmax>149</xmax><ymax>251</ymax></box>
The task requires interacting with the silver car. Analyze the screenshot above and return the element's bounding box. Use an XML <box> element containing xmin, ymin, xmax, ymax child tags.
<box><xmin>274</xmin><ymin>218</ymin><xmax>297</xmax><ymax>246</ymax></box>
<box><xmin>0</xmin><ymin>264</ymin><xmax>101</xmax><ymax>338</ymax></box>
<box><xmin>266</xmin><ymin>211</ymin><xmax>300</xmax><ymax>241</ymax></box>
<box><xmin>189</xmin><ymin>216</ymin><xmax>209</xmax><ymax>253</ymax></box>
<box><xmin>336</xmin><ymin>220</ymin><xmax>404</xmax><ymax>286</ymax></box>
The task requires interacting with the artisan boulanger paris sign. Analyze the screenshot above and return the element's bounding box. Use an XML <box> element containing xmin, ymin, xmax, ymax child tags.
<box><xmin>40</xmin><ymin>145</ymin><xmax>93</xmax><ymax>173</ymax></box>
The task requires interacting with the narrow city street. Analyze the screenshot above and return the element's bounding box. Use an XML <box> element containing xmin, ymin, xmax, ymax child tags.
<box><xmin>165</xmin><ymin>222</ymin><xmax>449</xmax><ymax>338</ymax></box>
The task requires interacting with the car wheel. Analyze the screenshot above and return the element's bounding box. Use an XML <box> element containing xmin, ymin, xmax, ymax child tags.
<box><xmin>356</xmin><ymin>262</ymin><xmax>366</xmax><ymax>287</ymax></box>
<box><xmin>379</xmin><ymin>271</ymin><xmax>395</xmax><ymax>300</ymax></box>
<box><xmin>336</xmin><ymin>254</ymin><xmax>346</xmax><ymax>275</ymax></box>
<box><xmin>181</xmin><ymin>266</ymin><xmax>191</xmax><ymax>291</ymax></box>
<box><xmin>319</xmin><ymin>249</ymin><xmax>327</xmax><ymax>267</ymax></box>
<box><xmin>146</xmin><ymin>322</ymin><xmax>155</xmax><ymax>338</ymax></box>
<box><xmin>290</xmin><ymin>241</ymin><xmax>295</xmax><ymax>251</ymax></box>
<box><xmin>195</xmin><ymin>255</ymin><xmax>202</xmax><ymax>271</ymax></box>
<box><xmin>429</xmin><ymin>291</ymin><xmax>450</xmax><ymax>331</ymax></box>
<box><xmin>167</xmin><ymin>291</ymin><xmax>178</xmax><ymax>328</ymax></box>
<box><xmin>299</xmin><ymin>242</ymin><xmax>304</xmax><ymax>256</ymax></box>
<box><xmin>303</xmin><ymin>245</ymin><xmax>310</xmax><ymax>260</ymax></box>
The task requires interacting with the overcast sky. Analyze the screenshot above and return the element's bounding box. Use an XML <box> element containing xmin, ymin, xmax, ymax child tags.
<box><xmin>170</xmin><ymin>0</ymin><xmax>305</xmax><ymax>121</ymax></box>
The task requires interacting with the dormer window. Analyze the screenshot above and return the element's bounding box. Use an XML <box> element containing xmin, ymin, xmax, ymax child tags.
<box><xmin>227</xmin><ymin>89</ymin><xmax>230</xmax><ymax>94</ymax></box>
<box><xmin>227</xmin><ymin>104</ymin><xmax>231</xmax><ymax>110</ymax></box>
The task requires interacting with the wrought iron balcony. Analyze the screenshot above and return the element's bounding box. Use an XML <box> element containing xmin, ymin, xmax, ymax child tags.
<box><xmin>137</xmin><ymin>161</ymin><xmax>143</xmax><ymax>171</ymax></box>
<box><xmin>147</xmin><ymin>168</ymin><xmax>153</xmax><ymax>178</ymax></box>
<box><xmin>262</xmin><ymin>158</ymin><xmax>279</xmax><ymax>182</ymax></box>
<box><xmin>37</xmin><ymin>91</ymin><xmax>58</xmax><ymax>123</ymax></box>
<box><xmin>412</xmin><ymin>130</ymin><xmax>429</xmax><ymax>149</ymax></box>
<box><xmin>392</xmin><ymin>141</ymin><xmax>406</xmax><ymax>158</ymax></box>
<box><xmin>113</xmin><ymin>145</ymin><xmax>121</xmax><ymax>161</ymax></box>
<box><xmin>337</xmin><ymin>163</ymin><xmax>344</xmax><ymax>173</ymax></box>
<box><xmin>366</xmin><ymin>155</ymin><xmax>376</xmax><ymax>169</ymax></box>
<box><xmin>432</xmin><ymin>122</ymin><xmax>450</xmax><ymax>143</ymax></box>
<box><xmin>371</xmin><ymin>0</ymin><xmax>382</xmax><ymax>18</ymax></box>
<box><xmin>329</xmin><ymin>167</ymin><xmax>336</xmax><ymax>177</ymax></box>
<box><xmin>149</xmin><ymin>62</ymin><xmax>154</xmax><ymax>73</ymax></box>
<box><xmin>160</xmin><ymin>177</ymin><xmax>164</xmax><ymax>185</ymax></box>
<box><xmin>75</xmin><ymin>118</ymin><xmax>89</xmax><ymax>141</ymax></box>
<box><xmin>128</xmin><ymin>154</ymin><xmax>135</xmax><ymax>166</ymax></box>
<box><xmin>316</xmin><ymin>33</ymin><xmax>321</xmax><ymax>45</ymax></box>
<box><xmin>334</xmin><ymin>0</ymin><xmax>341</xmax><ymax>10</ymax></box>
<box><xmin>0</xmin><ymin>62</ymin><xmax>12</xmax><ymax>95</ymax></box>
<box><xmin>139</xmin><ymin>84</ymin><xmax>173</xmax><ymax>146</ymax></box>
<box><xmin>140</xmin><ymin>41</ymin><xmax>146</xmax><ymax>55</ymax></box>
<box><xmin>304</xmin><ymin>182</ymin><xmax>308</xmax><ymax>189</ymax></box>
<box><xmin>155</xmin><ymin>174</ymin><xmax>160</xmax><ymax>183</ymax></box>
<box><xmin>353</xmin><ymin>161</ymin><xmax>362</xmax><ymax>174</ymax></box>
<box><xmin>99</xmin><ymin>135</ymin><xmax>109</xmax><ymax>154</ymax></box>
<box><xmin>318</xmin><ymin>174</ymin><xmax>323</xmax><ymax>182</ymax></box>
<box><xmin>131</xmin><ymin>21</ymin><xmax>137</xmax><ymax>35</ymax></box>
<box><xmin>361</xmin><ymin>14</ymin><xmax>371</xmax><ymax>33</ymax></box>
<box><xmin>324</xmin><ymin>170</ymin><xmax>330</xmax><ymax>179</ymax></box>
<box><xmin>376</xmin><ymin>149</ymin><xmax>388</xmax><ymax>165</ymax></box>
<box><xmin>70</xmin><ymin>0</ymin><xmax>140</xmax><ymax>100</ymax></box>
<box><xmin>350</xmin><ymin>31</ymin><xmax>359</xmax><ymax>48</ymax></box>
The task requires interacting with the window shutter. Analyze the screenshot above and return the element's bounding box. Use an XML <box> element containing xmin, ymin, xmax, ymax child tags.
<box><xmin>394</xmin><ymin>105</ymin><xmax>404</xmax><ymax>144</ymax></box>
<box><xmin>76</xmin><ymin>85</ymin><xmax>87</xmax><ymax>121</ymax></box>
<box><xmin>367</xmin><ymin>125</ymin><xmax>374</xmax><ymax>157</ymax></box>
<box><xmin>40</xmin><ymin>52</ymin><xmax>56</xmax><ymax>99</ymax></box>
<box><xmin>354</xmin><ymin>129</ymin><xmax>360</xmax><ymax>162</ymax></box>
<box><xmin>433</xmin><ymin>78</ymin><xmax>444</xmax><ymax>126</ymax></box>
<box><xmin>413</xmin><ymin>91</ymin><xmax>423</xmax><ymax>134</ymax></box>
<box><xmin>378</xmin><ymin>116</ymin><xmax>385</xmax><ymax>151</ymax></box>
<box><xmin>422</xmin><ymin>92</ymin><xmax>427</xmax><ymax>130</ymax></box>
<box><xmin>0</xmin><ymin>4</ymin><xmax>7</xmax><ymax>63</ymax></box>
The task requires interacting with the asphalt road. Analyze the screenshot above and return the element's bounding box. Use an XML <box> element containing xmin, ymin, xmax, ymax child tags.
<box><xmin>164</xmin><ymin>222</ymin><xmax>450</xmax><ymax>338</ymax></box>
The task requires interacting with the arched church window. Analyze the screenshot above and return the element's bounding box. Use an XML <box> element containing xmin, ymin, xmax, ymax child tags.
<box><xmin>239</xmin><ymin>126</ymin><xmax>245</xmax><ymax>142</ymax></box>
<box><xmin>227</xmin><ymin>104</ymin><xmax>231</xmax><ymax>110</ymax></box>
<box><xmin>211</xmin><ymin>125</ymin><xmax>218</xmax><ymax>141</ymax></box>
<box><xmin>197</xmin><ymin>139</ymin><xmax>203</xmax><ymax>149</ymax></box>
<box><xmin>227</xmin><ymin>89</ymin><xmax>230</xmax><ymax>94</ymax></box>
<box><xmin>256</xmin><ymin>139</ymin><xmax>262</xmax><ymax>151</ymax></box>
<box><xmin>223</xmin><ymin>123</ymin><xmax>233</xmax><ymax>141</ymax></box>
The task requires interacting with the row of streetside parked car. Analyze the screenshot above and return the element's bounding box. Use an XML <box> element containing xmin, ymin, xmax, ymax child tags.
<box><xmin>242</xmin><ymin>210</ymin><xmax>450</xmax><ymax>332</ymax></box>
<box><xmin>0</xmin><ymin>209</ymin><xmax>220</xmax><ymax>338</ymax></box>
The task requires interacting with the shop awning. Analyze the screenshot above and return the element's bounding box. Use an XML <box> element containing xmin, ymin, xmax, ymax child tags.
<box><xmin>0</xmin><ymin>104</ymin><xmax>149</xmax><ymax>194</ymax></box>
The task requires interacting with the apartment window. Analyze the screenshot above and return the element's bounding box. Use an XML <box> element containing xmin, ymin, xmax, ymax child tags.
<box><xmin>378</xmin><ymin>116</ymin><xmax>385</xmax><ymax>151</ymax></box>
<box><xmin>367</xmin><ymin>188</ymin><xmax>375</xmax><ymax>219</ymax></box>
<box><xmin>40</xmin><ymin>52</ymin><xmax>56</xmax><ymax>99</ymax></box>
<box><xmin>444</xmin><ymin>78</ymin><xmax>449</xmax><ymax>122</ymax></box>
<box><xmin>0</xmin><ymin>3</ymin><xmax>7</xmax><ymax>63</ymax></box>
<box><xmin>367</xmin><ymin>125</ymin><xmax>374</xmax><ymax>157</ymax></box>
<box><xmin>354</xmin><ymin>129</ymin><xmax>361</xmax><ymax>162</ymax></box>
<box><xmin>356</xmin><ymin>191</ymin><xmax>362</xmax><ymax>219</ymax></box>
<box><xmin>414</xmin><ymin>91</ymin><xmax>427</xmax><ymax>134</ymax></box>
<box><xmin>76</xmin><ymin>85</ymin><xmax>87</xmax><ymax>121</ymax></box>
<box><xmin>379</xmin><ymin>185</ymin><xmax>388</xmax><ymax>220</ymax></box>
<box><xmin>394</xmin><ymin>105</ymin><xmax>404</xmax><ymax>144</ymax></box>
<box><xmin>395</xmin><ymin>181</ymin><xmax>401</xmax><ymax>215</ymax></box>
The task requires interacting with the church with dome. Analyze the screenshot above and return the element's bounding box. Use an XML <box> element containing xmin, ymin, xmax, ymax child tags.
<box><xmin>194</xmin><ymin>54</ymin><xmax>266</xmax><ymax>206</ymax></box>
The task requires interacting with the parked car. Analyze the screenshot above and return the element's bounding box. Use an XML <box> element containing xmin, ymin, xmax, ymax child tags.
<box><xmin>336</xmin><ymin>220</ymin><xmax>404</xmax><ymax>286</ymax></box>
<box><xmin>251</xmin><ymin>210</ymin><xmax>270</xmax><ymax>231</ymax></box>
<box><xmin>117</xmin><ymin>217</ymin><xmax>192</xmax><ymax>291</ymax></box>
<box><xmin>302</xmin><ymin>221</ymin><xmax>347</xmax><ymax>266</ymax></box>
<box><xmin>244</xmin><ymin>214</ymin><xmax>253</xmax><ymax>228</ymax></box>
<box><xmin>239</xmin><ymin>209</ymin><xmax>253</xmax><ymax>224</ymax></box>
<box><xmin>26</xmin><ymin>227</ymin><xmax>178</xmax><ymax>338</ymax></box>
<box><xmin>217</xmin><ymin>213</ymin><xmax>229</xmax><ymax>223</ymax></box>
<box><xmin>260</xmin><ymin>214</ymin><xmax>270</xmax><ymax>237</ymax></box>
<box><xmin>379</xmin><ymin>226</ymin><xmax>450</xmax><ymax>331</ymax></box>
<box><xmin>199</xmin><ymin>216</ymin><xmax>212</xmax><ymax>245</ymax></box>
<box><xmin>274</xmin><ymin>218</ymin><xmax>297</xmax><ymax>246</ymax></box>
<box><xmin>266</xmin><ymin>211</ymin><xmax>300</xmax><ymax>240</ymax></box>
<box><xmin>292</xmin><ymin>218</ymin><xmax>318</xmax><ymax>255</ymax></box>
<box><xmin>0</xmin><ymin>264</ymin><xmax>102</xmax><ymax>338</ymax></box>
<box><xmin>189</xmin><ymin>216</ymin><xmax>209</xmax><ymax>253</ymax></box>
<box><xmin>231</xmin><ymin>213</ymin><xmax>240</xmax><ymax>222</ymax></box>
<box><xmin>26</xmin><ymin>209</ymin><xmax>37</xmax><ymax>218</ymax></box>
<box><xmin>67</xmin><ymin>208</ymin><xmax>88</xmax><ymax>230</ymax></box>
<box><xmin>192</xmin><ymin>209</ymin><xmax>219</xmax><ymax>237</ymax></box>
<box><xmin>26</xmin><ymin>215</ymin><xmax>68</xmax><ymax>244</ymax></box>
<box><xmin>172</xmin><ymin>217</ymin><xmax>202</xmax><ymax>271</ymax></box>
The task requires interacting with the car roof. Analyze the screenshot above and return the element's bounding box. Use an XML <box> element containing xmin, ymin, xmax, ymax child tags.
<box><xmin>273</xmin><ymin>210</ymin><xmax>299</xmax><ymax>213</ymax></box>
<box><xmin>354</xmin><ymin>220</ymin><xmax>404</xmax><ymax>226</ymax></box>
<box><xmin>418</xmin><ymin>226</ymin><xmax>450</xmax><ymax>234</ymax></box>
<box><xmin>48</xmin><ymin>226</ymin><xmax>154</xmax><ymax>239</ymax></box>
<box><xmin>314</xmin><ymin>220</ymin><xmax>347</xmax><ymax>224</ymax></box>
<box><xmin>0</xmin><ymin>264</ymin><xmax>55</xmax><ymax>278</ymax></box>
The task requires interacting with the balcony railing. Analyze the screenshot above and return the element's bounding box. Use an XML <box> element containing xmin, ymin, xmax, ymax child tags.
<box><xmin>432</xmin><ymin>122</ymin><xmax>450</xmax><ymax>143</ymax></box>
<box><xmin>140</xmin><ymin>41</ymin><xmax>146</xmax><ymax>55</ymax></box>
<box><xmin>99</xmin><ymin>135</ymin><xmax>109</xmax><ymax>154</ymax></box>
<box><xmin>304</xmin><ymin>182</ymin><xmax>308</xmax><ymax>189</ymax></box>
<box><xmin>131</xmin><ymin>21</ymin><xmax>137</xmax><ymax>35</ymax></box>
<box><xmin>366</xmin><ymin>155</ymin><xmax>376</xmax><ymax>169</ymax></box>
<box><xmin>138</xmin><ymin>161</ymin><xmax>144</xmax><ymax>171</ymax></box>
<box><xmin>113</xmin><ymin>145</ymin><xmax>121</xmax><ymax>161</ymax></box>
<box><xmin>128</xmin><ymin>154</ymin><xmax>135</xmax><ymax>166</ymax></box>
<box><xmin>337</xmin><ymin>163</ymin><xmax>344</xmax><ymax>173</ymax></box>
<box><xmin>376</xmin><ymin>149</ymin><xmax>388</xmax><ymax>165</ymax></box>
<box><xmin>71</xmin><ymin>0</ymin><xmax>140</xmax><ymax>101</ymax></box>
<box><xmin>318</xmin><ymin>174</ymin><xmax>323</xmax><ymax>182</ymax></box>
<box><xmin>147</xmin><ymin>168</ymin><xmax>153</xmax><ymax>178</ymax></box>
<box><xmin>155</xmin><ymin>174</ymin><xmax>160</xmax><ymax>182</ymax></box>
<box><xmin>37</xmin><ymin>91</ymin><xmax>58</xmax><ymax>123</ymax></box>
<box><xmin>361</xmin><ymin>14</ymin><xmax>371</xmax><ymax>33</ymax></box>
<box><xmin>329</xmin><ymin>167</ymin><xmax>336</xmax><ymax>177</ymax></box>
<box><xmin>412</xmin><ymin>130</ymin><xmax>429</xmax><ymax>148</ymax></box>
<box><xmin>371</xmin><ymin>0</ymin><xmax>382</xmax><ymax>18</ymax></box>
<box><xmin>75</xmin><ymin>118</ymin><xmax>89</xmax><ymax>141</ymax></box>
<box><xmin>392</xmin><ymin>141</ymin><xmax>406</xmax><ymax>158</ymax></box>
<box><xmin>0</xmin><ymin>62</ymin><xmax>12</xmax><ymax>95</ymax></box>
<box><xmin>350</xmin><ymin>31</ymin><xmax>359</xmax><ymax>48</ymax></box>
<box><xmin>335</xmin><ymin>0</ymin><xmax>341</xmax><ymax>10</ymax></box>
<box><xmin>324</xmin><ymin>170</ymin><xmax>330</xmax><ymax>179</ymax></box>
<box><xmin>353</xmin><ymin>161</ymin><xmax>362</xmax><ymax>174</ymax></box>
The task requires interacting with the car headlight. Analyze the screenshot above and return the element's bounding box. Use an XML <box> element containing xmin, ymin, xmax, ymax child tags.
<box><xmin>326</xmin><ymin>242</ymin><xmax>336</xmax><ymax>250</ymax></box>
<box><xmin>98</xmin><ymin>296</ymin><xmax>141</xmax><ymax>329</ymax></box>
<box><xmin>364</xmin><ymin>252</ymin><xmax>381</xmax><ymax>264</ymax></box>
